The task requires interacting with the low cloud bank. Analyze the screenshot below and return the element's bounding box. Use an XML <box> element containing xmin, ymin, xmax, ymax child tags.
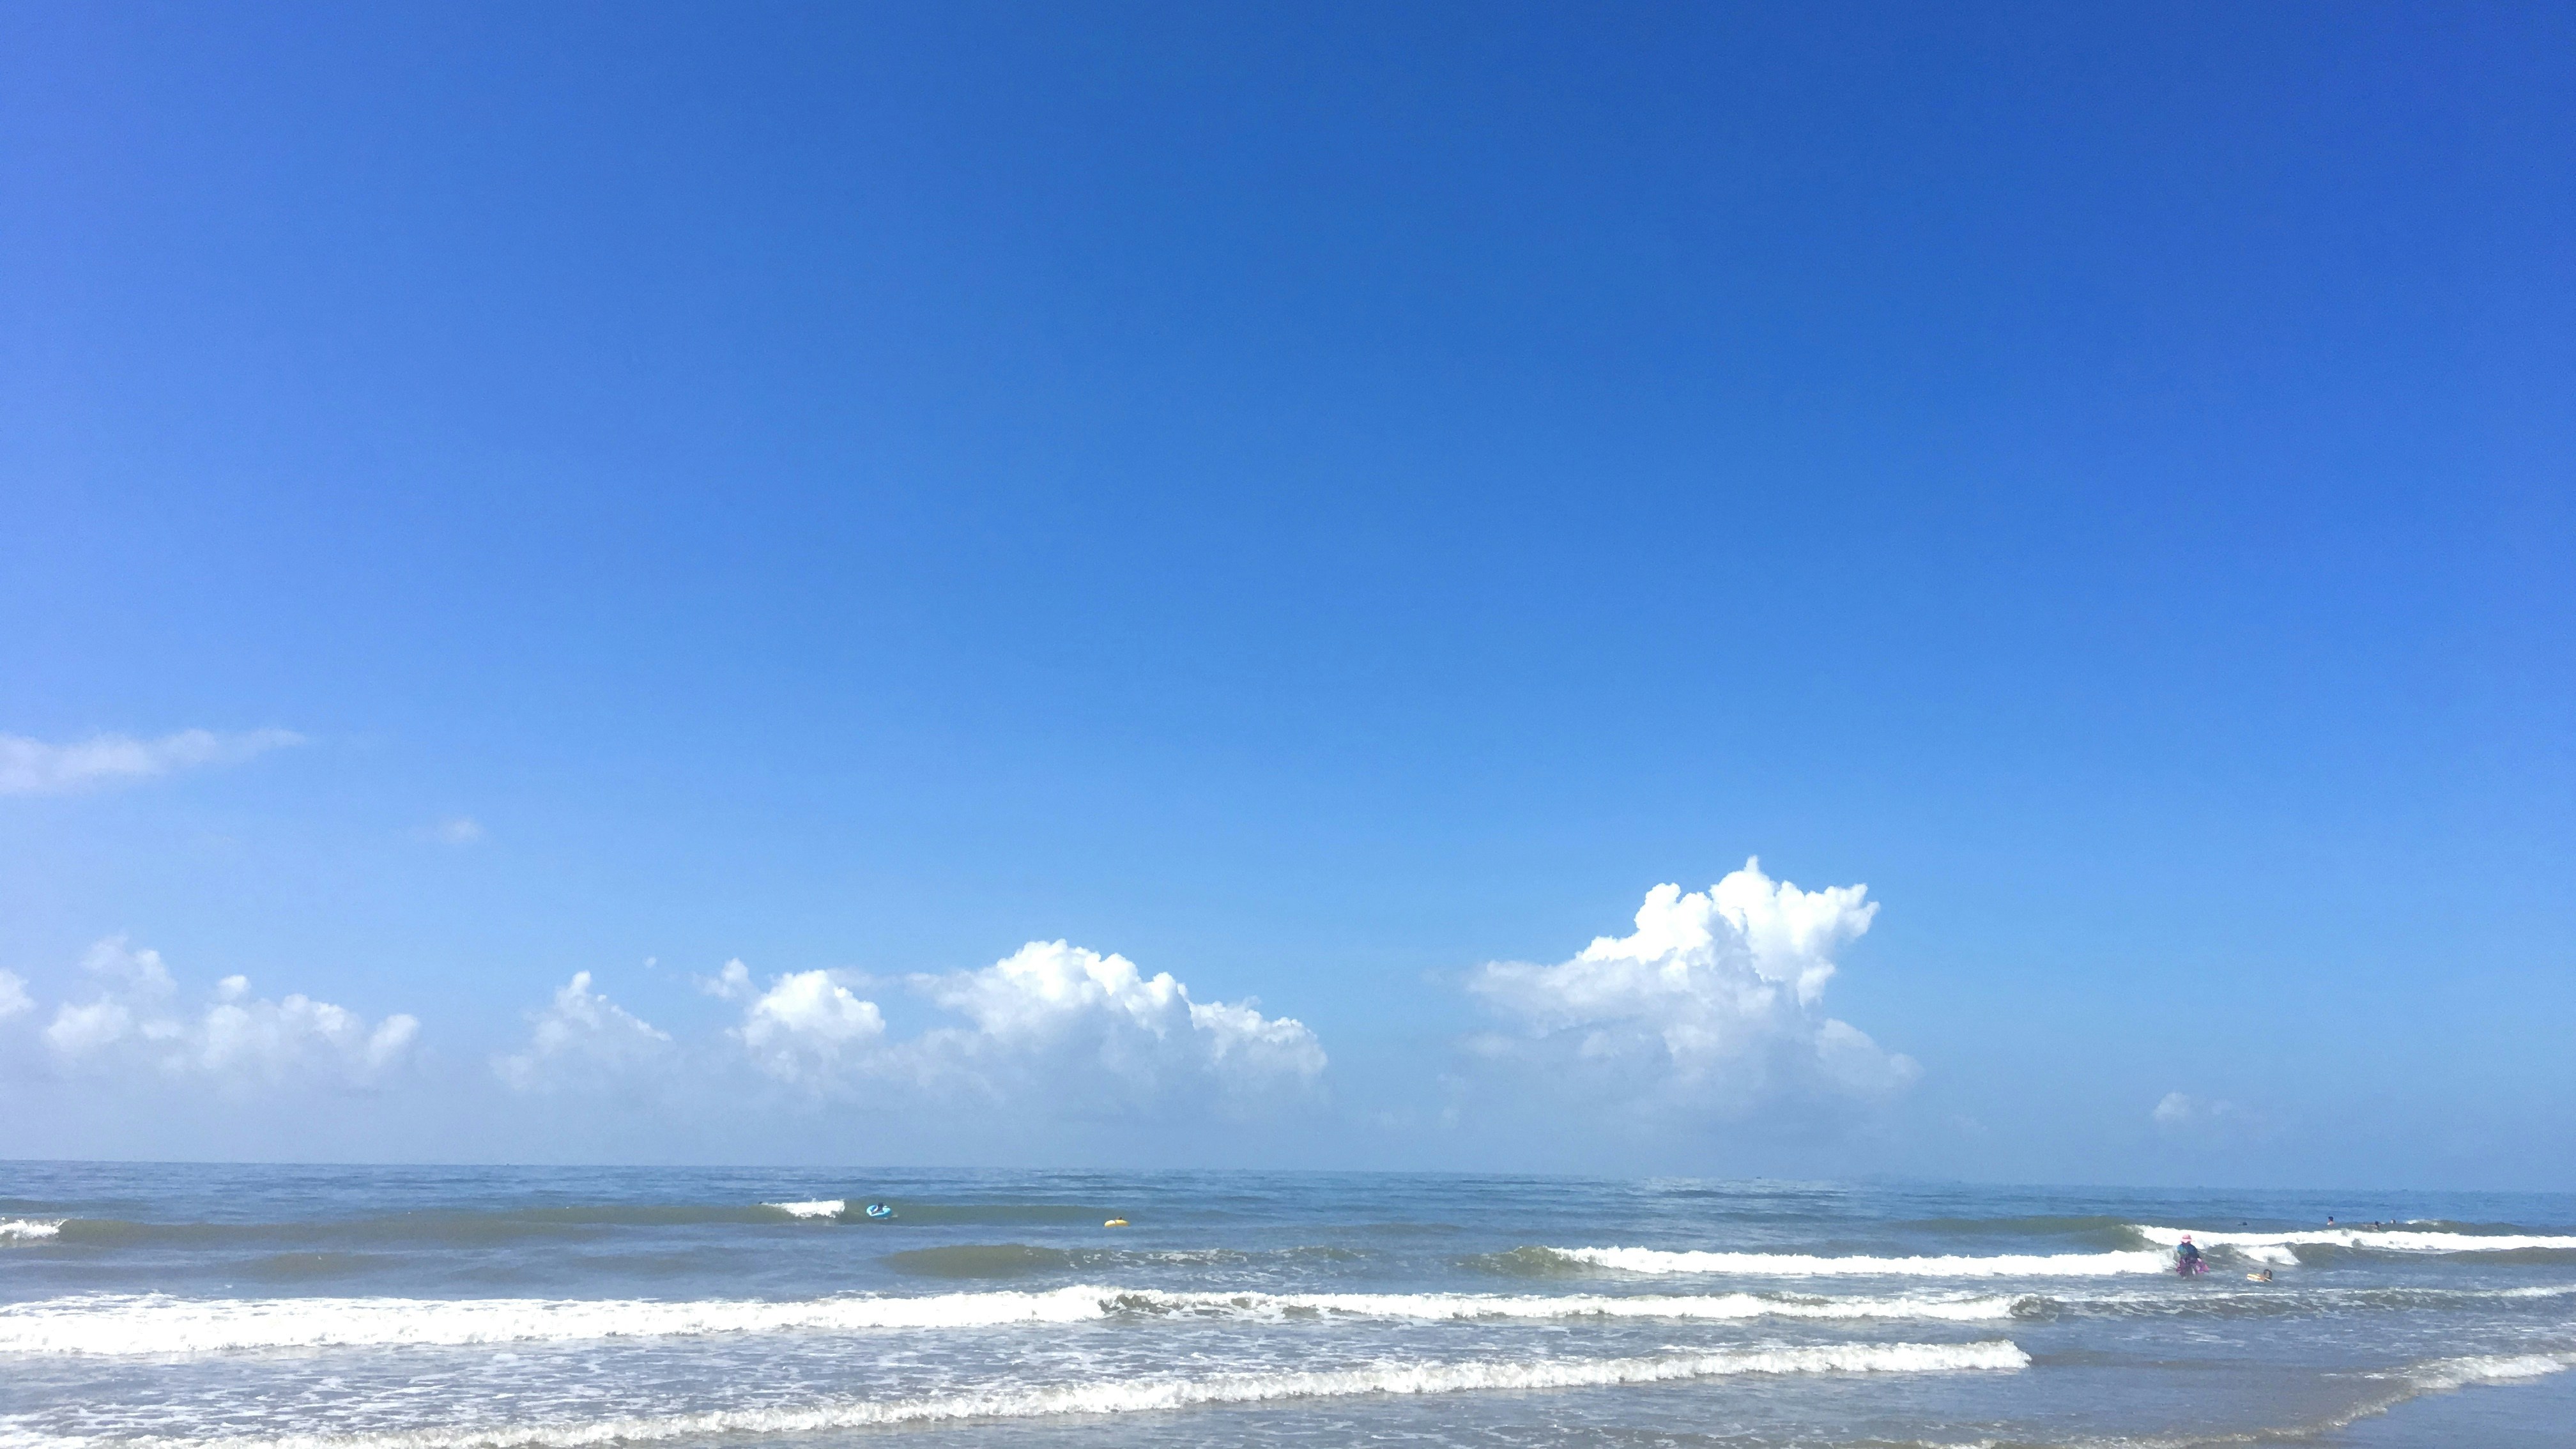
<box><xmin>1464</xmin><ymin>859</ymin><xmax>1917</xmax><ymax>1123</ymax></box>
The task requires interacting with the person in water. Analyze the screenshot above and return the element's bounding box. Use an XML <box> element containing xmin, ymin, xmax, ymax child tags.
<box><xmin>2177</xmin><ymin>1234</ymin><xmax>2204</xmax><ymax>1273</ymax></box>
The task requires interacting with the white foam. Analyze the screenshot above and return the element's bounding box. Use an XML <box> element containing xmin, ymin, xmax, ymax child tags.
<box><xmin>763</xmin><ymin>1199</ymin><xmax>845</xmax><ymax>1220</ymax></box>
<box><xmin>0</xmin><ymin>1287</ymin><xmax>2023</xmax><ymax>1355</ymax></box>
<box><xmin>1119</xmin><ymin>1289</ymin><xmax>2023</xmax><ymax>1322</ymax></box>
<box><xmin>1540</xmin><ymin>1246</ymin><xmax>2173</xmax><ymax>1277</ymax></box>
<box><xmin>0</xmin><ymin>1220</ymin><xmax>63</xmax><ymax>1243</ymax></box>
<box><xmin>2133</xmin><ymin>1225</ymin><xmax>2576</xmax><ymax>1254</ymax></box>
<box><xmin>160</xmin><ymin>1342</ymin><xmax>2032</xmax><ymax>1448</ymax></box>
<box><xmin>2402</xmin><ymin>1354</ymin><xmax>2569</xmax><ymax>1392</ymax></box>
<box><xmin>0</xmin><ymin>1289</ymin><xmax>1115</xmax><ymax>1355</ymax></box>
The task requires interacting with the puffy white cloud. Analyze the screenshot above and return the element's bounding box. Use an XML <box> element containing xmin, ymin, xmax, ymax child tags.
<box><xmin>911</xmin><ymin>941</ymin><xmax>1328</xmax><ymax>1105</ymax></box>
<box><xmin>734</xmin><ymin>970</ymin><xmax>885</xmax><ymax>1084</ymax></box>
<box><xmin>714</xmin><ymin>942</ymin><xmax>1325</xmax><ymax>1112</ymax></box>
<box><xmin>494</xmin><ymin>972</ymin><xmax>671</xmax><ymax>1091</ymax></box>
<box><xmin>0</xmin><ymin>729</ymin><xmax>303</xmax><ymax>795</ymax></box>
<box><xmin>2152</xmin><ymin>1091</ymin><xmax>2273</xmax><ymax>1143</ymax></box>
<box><xmin>1466</xmin><ymin>859</ymin><xmax>1917</xmax><ymax>1120</ymax></box>
<box><xmin>40</xmin><ymin>937</ymin><xmax>417</xmax><ymax>1088</ymax></box>
<box><xmin>696</xmin><ymin>958</ymin><xmax>754</xmax><ymax>1000</ymax></box>
<box><xmin>0</xmin><ymin>970</ymin><xmax>31</xmax><ymax>1021</ymax></box>
<box><xmin>201</xmin><ymin>993</ymin><xmax>418</xmax><ymax>1084</ymax></box>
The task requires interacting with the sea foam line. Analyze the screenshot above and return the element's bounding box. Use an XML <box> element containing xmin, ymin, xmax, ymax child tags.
<box><xmin>138</xmin><ymin>1342</ymin><xmax>2035</xmax><ymax>1449</ymax></box>
<box><xmin>0</xmin><ymin>1287</ymin><xmax>2023</xmax><ymax>1355</ymax></box>
<box><xmin>1119</xmin><ymin>1288</ymin><xmax>2022</xmax><ymax>1324</ymax></box>
<box><xmin>1537</xmin><ymin>1245</ymin><xmax>2173</xmax><ymax>1277</ymax></box>
<box><xmin>2131</xmin><ymin>1225</ymin><xmax>2576</xmax><ymax>1254</ymax></box>
<box><xmin>0</xmin><ymin>1289</ymin><xmax>1111</xmax><ymax>1354</ymax></box>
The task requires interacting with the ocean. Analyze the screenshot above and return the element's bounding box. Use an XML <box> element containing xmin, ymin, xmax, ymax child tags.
<box><xmin>4</xmin><ymin>1164</ymin><xmax>2572</xmax><ymax>1449</ymax></box>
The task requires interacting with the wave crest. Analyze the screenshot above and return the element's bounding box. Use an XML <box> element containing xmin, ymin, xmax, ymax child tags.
<box><xmin>2131</xmin><ymin>1225</ymin><xmax>2576</xmax><ymax>1255</ymax></box>
<box><xmin>0</xmin><ymin>1286</ymin><xmax>2029</xmax><ymax>1355</ymax></box>
<box><xmin>1518</xmin><ymin>1245</ymin><xmax>2173</xmax><ymax>1277</ymax></box>
<box><xmin>158</xmin><ymin>1342</ymin><xmax>2032</xmax><ymax>1448</ymax></box>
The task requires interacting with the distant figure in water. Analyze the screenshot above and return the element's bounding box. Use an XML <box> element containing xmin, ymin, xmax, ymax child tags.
<box><xmin>2327</xmin><ymin>1216</ymin><xmax>2336</xmax><ymax>1227</ymax></box>
<box><xmin>2247</xmin><ymin>1268</ymin><xmax>2273</xmax><ymax>1282</ymax></box>
<box><xmin>2177</xmin><ymin>1234</ymin><xmax>2204</xmax><ymax>1275</ymax></box>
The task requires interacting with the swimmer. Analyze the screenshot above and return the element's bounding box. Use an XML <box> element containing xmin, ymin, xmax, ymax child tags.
<box><xmin>2246</xmin><ymin>1268</ymin><xmax>2273</xmax><ymax>1282</ymax></box>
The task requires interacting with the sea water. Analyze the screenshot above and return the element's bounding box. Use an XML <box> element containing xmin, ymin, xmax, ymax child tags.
<box><xmin>4</xmin><ymin>1165</ymin><xmax>2573</xmax><ymax>1448</ymax></box>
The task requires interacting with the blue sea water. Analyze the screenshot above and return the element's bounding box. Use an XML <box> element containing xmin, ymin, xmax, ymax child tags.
<box><xmin>4</xmin><ymin>1165</ymin><xmax>2573</xmax><ymax>1449</ymax></box>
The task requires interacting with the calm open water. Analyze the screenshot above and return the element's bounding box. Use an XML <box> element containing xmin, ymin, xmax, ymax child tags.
<box><xmin>4</xmin><ymin>1165</ymin><xmax>2573</xmax><ymax>1449</ymax></box>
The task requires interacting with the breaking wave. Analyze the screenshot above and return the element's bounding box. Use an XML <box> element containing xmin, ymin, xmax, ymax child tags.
<box><xmin>1510</xmin><ymin>1245</ymin><xmax>2174</xmax><ymax>1277</ymax></box>
<box><xmin>0</xmin><ymin>1287</ymin><xmax>2025</xmax><ymax>1355</ymax></box>
<box><xmin>0</xmin><ymin>1290</ymin><xmax>1116</xmax><ymax>1354</ymax></box>
<box><xmin>881</xmin><ymin>1242</ymin><xmax>1362</xmax><ymax>1278</ymax></box>
<box><xmin>763</xmin><ymin>1200</ymin><xmax>845</xmax><ymax>1220</ymax></box>
<box><xmin>1119</xmin><ymin>1287</ymin><xmax>2025</xmax><ymax>1324</ymax></box>
<box><xmin>2131</xmin><ymin>1224</ymin><xmax>2576</xmax><ymax>1255</ymax></box>
<box><xmin>139</xmin><ymin>1342</ymin><xmax>2032</xmax><ymax>1447</ymax></box>
<box><xmin>0</xmin><ymin>1219</ymin><xmax>63</xmax><ymax>1243</ymax></box>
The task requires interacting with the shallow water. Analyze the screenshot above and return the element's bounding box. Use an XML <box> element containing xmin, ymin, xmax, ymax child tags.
<box><xmin>3</xmin><ymin>1165</ymin><xmax>2570</xmax><ymax>1448</ymax></box>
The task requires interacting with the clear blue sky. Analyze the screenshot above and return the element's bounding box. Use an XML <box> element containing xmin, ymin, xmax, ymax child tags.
<box><xmin>3</xmin><ymin>2</ymin><xmax>2569</xmax><ymax>1186</ymax></box>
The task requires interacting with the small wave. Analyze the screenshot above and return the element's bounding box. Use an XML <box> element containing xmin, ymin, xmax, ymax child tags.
<box><xmin>882</xmin><ymin>1244</ymin><xmax>1085</xmax><ymax>1278</ymax></box>
<box><xmin>0</xmin><ymin>1289</ymin><xmax>1117</xmax><ymax>1355</ymax></box>
<box><xmin>145</xmin><ymin>1341</ymin><xmax>2030</xmax><ymax>1447</ymax></box>
<box><xmin>1515</xmin><ymin>1245</ymin><xmax>2173</xmax><ymax>1277</ymax></box>
<box><xmin>2131</xmin><ymin>1224</ymin><xmax>2576</xmax><ymax>1255</ymax></box>
<box><xmin>0</xmin><ymin>1286</ymin><xmax>2028</xmax><ymax>1355</ymax></box>
<box><xmin>2026</xmin><ymin>1283</ymin><xmax>2576</xmax><ymax>1321</ymax></box>
<box><xmin>1114</xmin><ymin>1288</ymin><xmax>2025</xmax><ymax>1324</ymax></box>
<box><xmin>26</xmin><ymin>1207</ymin><xmax>797</xmax><ymax>1250</ymax></box>
<box><xmin>764</xmin><ymin>1200</ymin><xmax>845</xmax><ymax>1220</ymax></box>
<box><xmin>2401</xmin><ymin>1353</ymin><xmax>2570</xmax><ymax>1391</ymax></box>
<box><xmin>824</xmin><ymin>1201</ymin><xmax>1118</xmax><ymax>1227</ymax></box>
<box><xmin>0</xmin><ymin>1219</ymin><xmax>63</xmax><ymax>1243</ymax></box>
<box><xmin>880</xmin><ymin>1242</ymin><xmax>1358</xmax><ymax>1278</ymax></box>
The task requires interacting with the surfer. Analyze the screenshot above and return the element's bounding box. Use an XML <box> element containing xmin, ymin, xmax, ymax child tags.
<box><xmin>2176</xmin><ymin>1234</ymin><xmax>2205</xmax><ymax>1275</ymax></box>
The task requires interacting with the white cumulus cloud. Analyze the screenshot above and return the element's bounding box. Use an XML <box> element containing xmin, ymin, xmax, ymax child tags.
<box><xmin>715</xmin><ymin>942</ymin><xmax>1325</xmax><ymax>1114</ymax></box>
<box><xmin>734</xmin><ymin>970</ymin><xmax>886</xmax><ymax>1083</ymax></box>
<box><xmin>40</xmin><ymin>937</ymin><xmax>418</xmax><ymax>1088</ymax></box>
<box><xmin>1466</xmin><ymin>858</ymin><xmax>1917</xmax><ymax>1121</ymax></box>
<box><xmin>696</xmin><ymin>958</ymin><xmax>754</xmax><ymax>1000</ymax></box>
<box><xmin>494</xmin><ymin>972</ymin><xmax>672</xmax><ymax>1091</ymax></box>
<box><xmin>0</xmin><ymin>729</ymin><xmax>303</xmax><ymax>795</ymax></box>
<box><xmin>912</xmin><ymin>940</ymin><xmax>1328</xmax><ymax>1106</ymax></box>
<box><xmin>0</xmin><ymin>970</ymin><xmax>33</xmax><ymax>1022</ymax></box>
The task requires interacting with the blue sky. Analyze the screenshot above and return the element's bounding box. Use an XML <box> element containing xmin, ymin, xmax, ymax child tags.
<box><xmin>3</xmin><ymin>2</ymin><xmax>2569</xmax><ymax>1186</ymax></box>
